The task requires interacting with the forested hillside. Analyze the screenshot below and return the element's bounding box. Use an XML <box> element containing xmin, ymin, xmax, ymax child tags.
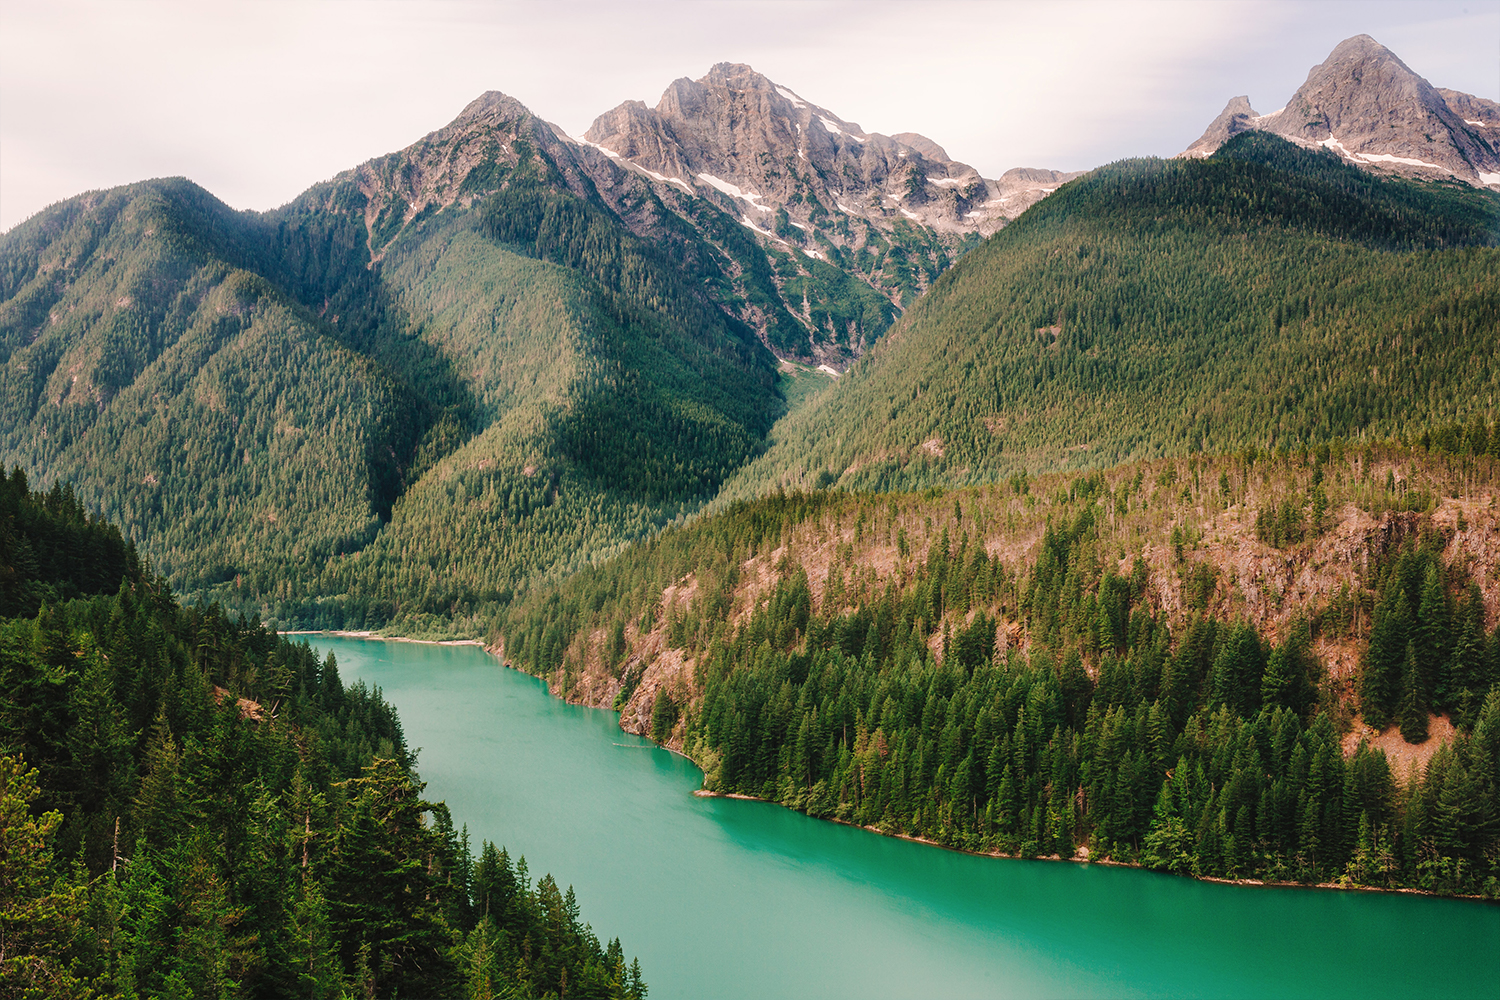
<box><xmin>0</xmin><ymin>102</ymin><xmax>780</xmax><ymax>633</ymax></box>
<box><xmin>0</xmin><ymin>471</ymin><xmax>646</xmax><ymax>998</ymax></box>
<box><xmin>500</xmin><ymin>436</ymin><xmax>1500</xmax><ymax>896</ymax></box>
<box><xmin>718</xmin><ymin>133</ymin><xmax>1500</xmax><ymax>501</ymax></box>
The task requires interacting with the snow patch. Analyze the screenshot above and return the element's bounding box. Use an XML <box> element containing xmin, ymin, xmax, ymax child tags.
<box><xmin>900</xmin><ymin>208</ymin><xmax>920</xmax><ymax>221</ymax></box>
<box><xmin>835</xmin><ymin>202</ymin><xmax>857</xmax><ymax>214</ymax></box>
<box><xmin>790</xmin><ymin>221</ymin><xmax>808</xmax><ymax>230</ymax></box>
<box><xmin>1320</xmin><ymin>135</ymin><xmax>1451</xmax><ymax>173</ymax></box>
<box><xmin>776</xmin><ymin>86</ymin><xmax>807</xmax><ymax>108</ymax></box>
<box><xmin>813</xmin><ymin>115</ymin><xmax>867</xmax><ymax>142</ymax></box>
<box><xmin>1479</xmin><ymin>171</ymin><xmax>1500</xmax><ymax>186</ymax></box>
<box><xmin>801</xmin><ymin>247</ymin><xmax>826</xmax><ymax>261</ymax></box>
<box><xmin>816</xmin><ymin>364</ymin><xmax>840</xmax><ymax>377</ymax></box>
<box><xmin>636</xmin><ymin>165</ymin><xmax>694</xmax><ymax>193</ymax></box>
<box><xmin>739</xmin><ymin>215</ymin><xmax>777</xmax><ymax>238</ymax></box>
<box><xmin>572</xmin><ymin>135</ymin><xmax>621</xmax><ymax>159</ymax></box>
<box><xmin>1465</xmin><ymin>119</ymin><xmax>1488</xmax><ymax>127</ymax></box>
<box><xmin>698</xmin><ymin>172</ymin><xmax>771</xmax><ymax>210</ymax></box>
<box><xmin>570</xmin><ymin>135</ymin><xmax>693</xmax><ymax>191</ymax></box>
<box><xmin>929</xmin><ymin>177</ymin><xmax>965</xmax><ymax>187</ymax></box>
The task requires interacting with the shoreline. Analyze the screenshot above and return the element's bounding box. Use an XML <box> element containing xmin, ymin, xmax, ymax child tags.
<box><xmin>685</xmin><ymin>792</ymin><xmax>1493</xmax><ymax>903</ymax></box>
<box><xmin>280</xmin><ymin>629</ymin><xmax>484</xmax><ymax>648</ymax></box>
<box><xmin>287</xmin><ymin>637</ymin><xmax>1493</xmax><ymax>904</ymax></box>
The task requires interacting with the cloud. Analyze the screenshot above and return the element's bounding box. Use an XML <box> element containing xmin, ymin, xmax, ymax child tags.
<box><xmin>2</xmin><ymin>0</ymin><xmax>1494</xmax><ymax>231</ymax></box>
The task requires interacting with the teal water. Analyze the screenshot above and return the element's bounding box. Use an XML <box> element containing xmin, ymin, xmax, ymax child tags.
<box><xmin>315</xmin><ymin>636</ymin><xmax>1500</xmax><ymax>1000</ymax></box>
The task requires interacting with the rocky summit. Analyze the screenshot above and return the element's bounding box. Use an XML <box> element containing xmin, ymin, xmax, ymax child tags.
<box><xmin>581</xmin><ymin>62</ymin><xmax>1079</xmax><ymax>238</ymax></box>
<box><xmin>1182</xmin><ymin>34</ymin><xmax>1500</xmax><ymax>188</ymax></box>
<box><xmin>315</xmin><ymin>63</ymin><xmax>1082</xmax><ymax>366</ymax></box>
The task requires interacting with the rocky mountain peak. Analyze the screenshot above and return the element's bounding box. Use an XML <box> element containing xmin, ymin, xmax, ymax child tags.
<box><xmin>581</xmin><ymin>62</ymin><xmax>1077</xmax><ymax>243</ymax></box>
<box><xmin>1181</xmin><ymin>96</ymin><xmax>1259</xmax><ymax>159</ymax></box>
<box><xmin>1181</xmin><ymin>35</ymin><xmax>1500</xmax><ymax>187</ymax></box>
<box><xmin>450</xmin><ymin>90</ymin><xmax>536</xmax><ymax>128</ymax></box>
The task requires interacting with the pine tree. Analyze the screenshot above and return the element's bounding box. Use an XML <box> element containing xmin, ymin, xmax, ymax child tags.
<box><xmin>1361</xmin><ymin>577</ymin><xmax>1410</xmax><ymax>730</ymax></box>
<box><xmin>0</xmin><ymin>755</ymin><xmax>92</xmax><ymax>1000</ymax></box>
<box><xmin>1398</xmin><ymin>642</ymin><xmax>1429</xmax><ymax>744</ymax></box>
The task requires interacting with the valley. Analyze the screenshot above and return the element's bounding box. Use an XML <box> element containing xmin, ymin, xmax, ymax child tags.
<box><xmin>3</xmin><ymin>25</ymin><xmax>1500</xmax><ymax>1000</ymax></box>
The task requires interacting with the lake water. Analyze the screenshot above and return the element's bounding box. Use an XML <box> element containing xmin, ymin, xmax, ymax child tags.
<box><xmin>314</xmin><ymin>636</ymin><xmax>1500</xmax><ymax>1000</ymax></box>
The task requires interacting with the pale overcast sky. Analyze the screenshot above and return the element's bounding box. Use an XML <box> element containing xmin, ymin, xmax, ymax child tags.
<box><xmin>2</xmin><ymin>0</ymin><xmax>1496</xmax><ymax>231</ymax></box>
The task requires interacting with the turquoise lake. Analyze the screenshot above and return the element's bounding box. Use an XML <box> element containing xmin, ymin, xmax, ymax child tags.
<box><xmin>313</xmin><ymin>635</ymin><xmax>1500</xmax><ymax>1000</ymax></box>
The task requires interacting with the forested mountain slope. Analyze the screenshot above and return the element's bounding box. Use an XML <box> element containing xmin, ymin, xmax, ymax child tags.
<box><xmin>0</xmin><ymin>473</ymin><xmax>646</xmax><ymax>998</ymax></box>
<box><xmin>499</xmin><ymin>438</ymin><xmax>1500</xmax><ymax>896</ymax></box>
<box><xmin>0</xmin><ymin>95</ymin><xmax>781</xmax><ymax>632</ymax></box>
<box><xmin>716</xmin><ymin>133</ymin><xmax>1500</xmax><ymax>501</ymax></box>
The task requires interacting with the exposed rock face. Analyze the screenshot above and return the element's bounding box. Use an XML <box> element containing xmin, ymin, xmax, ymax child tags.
<box><xmin>1181</xmin><ymin>35</ymin><xmax>1500</xmax><ymax>187</ymax></box>
<box><xmin>582</xmin><ymin>62</ymin><xmax>1080</xmax><ymax>238</ymax></box>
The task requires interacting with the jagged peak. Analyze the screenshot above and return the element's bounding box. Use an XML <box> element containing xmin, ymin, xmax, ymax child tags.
<box><xmin>1180</xmin><ymin>96</ymin><xmax>1260</xmax><ymax>158</ymax></box>
<box><xmin>1296</xmin><ymin>34</ymin><xmax>1428</xmax><ymax>98</ymax></box>
<box><xmin>1220</xmin><ymin>95</ymin><xmax>1257</xmax><ymax>116</ymax></box>
<box><xmin>702</xmin><ymin>62</ymin><xmax>777</xmax><ymax>90</ymax></box>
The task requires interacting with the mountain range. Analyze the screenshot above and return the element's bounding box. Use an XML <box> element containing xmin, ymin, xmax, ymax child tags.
<box><xmin>1</xmin><ymin>35</ymin><xmax>1496</xmax><ymax>631</ymax></box>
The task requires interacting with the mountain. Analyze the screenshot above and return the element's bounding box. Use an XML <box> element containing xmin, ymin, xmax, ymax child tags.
<box><xmin>1183</xmin><ymin>35</ymin><xmax>1500</xmax><ymax>188</ymax></box>
<box><xmin>0</xmin><ymin>95</ymin><xmax>780</xmax><ymax>629</ymax></box>
<box><xmin>583</xmin><ymin>62</ymin><xmax>1076</xmax><ymax>238</ymax></box>
<box><xmin>0</xmin><ymin>64</ymin><xmax>1086</xmax><ymax>628</ymax></box>
<box><xmin>715</xmin><ymin>132</ymin><xmax>1500</xmax><ymax>499</ymax></box>
<box><xmin>574</xmin><ymin>63</ymin><xmax>1079</xmax><ymax>359</ymax></box>
<box><xmin>564</xmin><ymin>63</ymin><xmax>1080</xmax><ymax>362</ymax></box>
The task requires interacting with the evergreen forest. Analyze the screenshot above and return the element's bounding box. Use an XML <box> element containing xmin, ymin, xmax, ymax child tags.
<box><xmin>717</xmin><ymin>134</ymin><xmax>1500</xmax><ymax>500</ymax></box>
<box><xmin>4</xmin><ymin>126</ymin><xmax>1499</xmax><ymax>638</ymax></box>
<box><xmin>501</xmin><ymin>440</ymin><xmax>1500</xmax><ymax>896</ymax></box>
<box><xmin>0</xmin><ymin>470</ymin><xmax>646</xmax><ymax>999</ymax></box>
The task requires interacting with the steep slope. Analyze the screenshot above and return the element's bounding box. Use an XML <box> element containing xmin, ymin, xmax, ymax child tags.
<box><xmin>0</xmin><ymin>93</ymin><xmax>780</xmax><ymax>630</ymax></box>
<box><xmin>499</xmin><ymin>443</ymin><xmax>1500</xmax><ymax>895</ymax></box>
<box><xmin>0</xmin><ymin>179</ymin><xmax>426</xmax><ymax>589</ymax></box>
<box><xmin>714</xmin><ymin>133</ymin><xmax>1500</xmax><ymax>498</ymax></box>
<box><xmin>1183</xmin><ymin>35</ymin><xmax>1500</xmax><ymax>188</ymax></box>
<box><xmin>0</xmin><ymin>473</ymin><xmax>648</xmax><ymax>998</ymax></box>
<box><xmin>573</xmin><ymin>63</ymin><xmax>1081</xmax><ymax>361</ymax></box>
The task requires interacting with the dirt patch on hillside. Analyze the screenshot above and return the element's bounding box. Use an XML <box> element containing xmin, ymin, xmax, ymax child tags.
<box><xmin>1342</xmin><ymin>715</ymin><xmax>1457</xmax><ymax>778</ymax></box>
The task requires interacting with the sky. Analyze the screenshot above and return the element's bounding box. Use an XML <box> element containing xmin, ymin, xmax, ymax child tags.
<box><xmin>2</xmin><ymin>0</ymin><xmax>1497</xmax><ymax>232</ymax></box>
